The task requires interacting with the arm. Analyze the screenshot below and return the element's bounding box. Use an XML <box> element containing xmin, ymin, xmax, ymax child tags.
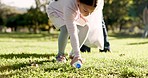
<box><xmin>64</xmin><ymin>0</ymin><xmax>80</xmax><ymax>56</ymax></box>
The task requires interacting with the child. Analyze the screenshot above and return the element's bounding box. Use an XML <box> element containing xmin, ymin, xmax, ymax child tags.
<box><xmin>46</xmin><ymin>0</ymin><xmax>104</xmax><ymax>66</ymax></box>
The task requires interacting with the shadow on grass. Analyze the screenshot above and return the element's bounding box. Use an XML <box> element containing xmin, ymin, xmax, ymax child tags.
<box><xmin>0</xmin><ymin>32</ymin><xmax>58</xmax><ymax>39</ymax></box>
<box><xmin>0</xmin><ymin>60</ymin><xmax>54</xmax><ymax>72</ymax></box>
<box><xmin>0</xmin><ymin>54</ymin><xmax>74</xmax><ymax>73</ymax></box>
<box><xmin>109</xmin><ymin>32</ymin><xmax>142</xmax><ymax>39</ymax></box>
<box><xmin>0</xmin><ymin>53</ymin><xmax>57</xmax><ymax>72</ymax></box>
<box><xmin>0</xmin><ymin>53</ymin><xmax>55</xmax><ymax>59</ymax></box>
<box><xmin>0</xmin><ymin>53</ymin><xmax>56</xmax><ymax>71</ymax></box>
<box><xmin>128</xmin><ymin>41</ymin><xmax>148</xmax><ymax>45</ymax></box>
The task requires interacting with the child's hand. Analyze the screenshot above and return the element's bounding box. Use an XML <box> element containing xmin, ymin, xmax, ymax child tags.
<box><xmin>70</xmin><ymin>56</ymin><xmax>83</xmax><ymax>66</ymax></box>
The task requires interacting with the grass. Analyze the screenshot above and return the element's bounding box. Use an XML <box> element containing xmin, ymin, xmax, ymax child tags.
<box><xmin>0</xmin><ymin>32</ymin><xmax>148</xmax><ymax>78</ymax></box>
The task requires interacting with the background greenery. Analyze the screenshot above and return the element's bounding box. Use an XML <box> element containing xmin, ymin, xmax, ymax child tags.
<box><xmin>0</xmin><ymin>32</ymin><xmax>148</xmax><ymax>78</ymax></box>
<box><xmin>0</xmin><ymin>0</ymin><xmax>148</xmax><ymax>33</ymax></box>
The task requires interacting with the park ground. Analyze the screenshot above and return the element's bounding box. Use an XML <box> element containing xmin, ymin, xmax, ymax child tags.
<box><xmin>0</xmin><ymin>32</ymin><xmax>148</xmax><ymax>78</ymax></box>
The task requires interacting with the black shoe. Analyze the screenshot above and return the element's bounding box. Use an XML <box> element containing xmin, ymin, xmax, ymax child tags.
<box><xmin>99</xmin><ymin>49</ymin><xmax>111</xmax><ymax>52</ymax></box>
<box><xmin>80</xmin><ymin>45</ymin><xmax>91</xmax><ymax>52</ymax></box>
<box><xmin>99</xmin><ymin>46</ymin><xmax>111</xmax><ymax>52</ymax></box>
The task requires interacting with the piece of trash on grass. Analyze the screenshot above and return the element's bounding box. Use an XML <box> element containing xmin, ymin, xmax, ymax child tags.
<box><xmin>29</xmin><ymin>60</ymin><xmax>39</xmax><ymax>67</ymax></box>
<box><xmin>119</xmin><ymin>54</ymin><xmax>125</xmax><ymax>56</ymax></box>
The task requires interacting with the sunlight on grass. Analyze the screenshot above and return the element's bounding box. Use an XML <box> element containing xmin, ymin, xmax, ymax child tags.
<box><xmin>0</xmin><ymin>32</ymin><xmax>148</xmax><ymax>78</ymax></box>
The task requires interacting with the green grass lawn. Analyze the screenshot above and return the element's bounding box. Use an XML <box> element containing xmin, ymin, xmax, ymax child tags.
<box><xmin>0</xmin><ymin>32</ymin><xmax>148</xmax><ymax>78</ymax></box>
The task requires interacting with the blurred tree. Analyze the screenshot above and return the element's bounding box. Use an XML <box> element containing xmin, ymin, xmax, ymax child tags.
<box><xmin>25</xmin><ymin>7</ymin><xmax>48</xmax><ymax>33</ymax></box>
<box><xmin>0</xmin><ymin>16</ymin><xmax>4</xmax><ymax>25</ymax></box>
<box><xmin>0</xmin><ymin>0</ymin><xmax>51</xmax><ymax>33</ymax></box>
<box><xmin>35</xmin><ymin>0</ymin><xmax>50</xmax><ymax>12</ymax></box>
<box><xmin>33</xmin><ymin>0</ymin><xmax>53</xmax><ymax>33</ymax></box>
<box><xmin>6</xmin><ymin>14</ymin><xmax>18</xmax><ymax>31</ymax></box>
<box><xmin>6</xmin><ymin>8</ymin><xmax>48</xmax><ymax>33</ymax></box>
<box><xmin>0</xmin><ymin>2</ymin><xmax>25</xmax><ymax>32</ymax></box>
<box><xmin>3</xmin><ymin>0</ymin><xmax>148</xmax><ymax>33</ymax></box>
<box><xmin>103</xmin><ymin>0</ymin><xmax>148</xmax><ymax>32</ymax></box>
<box><xmin>128</xmin><ymin>0</ymin><xmax>148</xmax><ymax>24</ymax></box>
<box><xmin>104</xmin><ymin>0</ymin><xmax>133</xmax><ymax>32</ymax></box>
<box><xmin>7</xmin><ymin>14</ymin><xmax>30</xmax><ymax>31</ymax></box>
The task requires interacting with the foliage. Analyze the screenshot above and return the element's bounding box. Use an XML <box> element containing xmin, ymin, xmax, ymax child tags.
<box><xmin>0</xmin><ymin>17</ymin><xmax>4</xmax><ymax>25</ymax></box>
<box><xmin>25</xmin><ymin>8</ymin><xmax>49</xmax><ymax>33</ymax></box>
<box><xmin>0</xmin><ymin>32</ymin><xmax>148</xmax><ymax>78</ymax></box>
<box><xmin>1</xmin><ymin>0</ymin><xmax>148</xmax><ymax>32</ymax></box>
<box><xmin>5</xmin><ymin>7</ymin><xmax>49</xmax><ymax>33</ymax></box>
<box><xmin>104</xmin><ymin>0</ymin><xmax>148</xmax><ymax>31</ymax></box>
<box><xmin>130</xmin><ymin>0</ymin><xmax>148</xmax><ymax>17</ymax></box>
<box><xmin>0</xmin><ymin>3</ymin><xmax>24</xmax><ymax>26</ymax></box>
<box><xmin>0</xmin><ymin>1</ymin><xmax>50</xmax><ymax>33</ymax></box>
<box><xmin>26</xmin><ymin>8</ymin><xmax>48</xmax><ymax>26</ymax></box>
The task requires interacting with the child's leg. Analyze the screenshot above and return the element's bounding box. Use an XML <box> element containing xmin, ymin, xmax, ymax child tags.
<box><xmin>57</xmin><ymin>25</ymin><xmax>69</xmax><ymax>56</ymax></box>
<box><xmin>99</xmin><ymin>19</ymin><xmax>111</xmax><ymax>52</ymax></box>
<box><xmin>70</xmin><ymin>25</ymin><xmax>89</xmax><ymax>58</ymax></box>
<box><xmin>102</xmin><ymin>23</ymin><xmax>110</xmax><ymax>48</ymax></box>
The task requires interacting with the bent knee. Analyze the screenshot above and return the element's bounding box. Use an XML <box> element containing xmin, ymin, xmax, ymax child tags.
<box><xmin>60</xmin><ymin>26</ymin><xmax>68</xmax><ymax>34</ymax></box>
